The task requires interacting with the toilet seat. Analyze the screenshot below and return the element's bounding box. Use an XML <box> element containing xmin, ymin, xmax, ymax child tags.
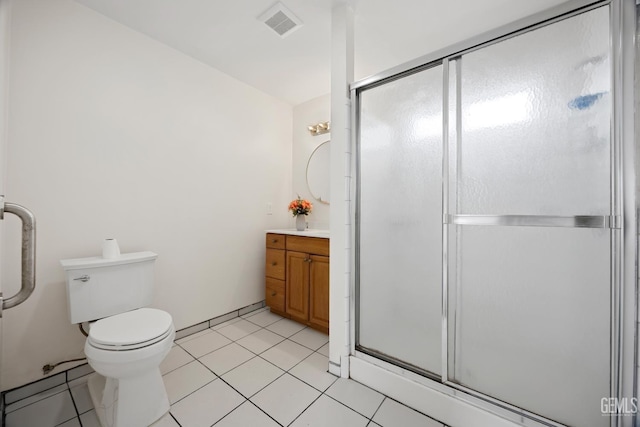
<box><xmin>88</xmin><ymin>308</ymin><xmax>173</xmax><ymax>351</ymax></box>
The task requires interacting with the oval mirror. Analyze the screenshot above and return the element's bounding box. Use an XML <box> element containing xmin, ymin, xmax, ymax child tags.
<box><xmin>306</xmin><ymin>140</ymin><xmax>330</xmax><ymax>205</ymax></box>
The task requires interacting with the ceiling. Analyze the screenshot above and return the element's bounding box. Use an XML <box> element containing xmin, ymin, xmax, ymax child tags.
<box><xmin>74</xmin><ymin>0</ymin><xmax>570</xmax><ymax>106</ymax></box>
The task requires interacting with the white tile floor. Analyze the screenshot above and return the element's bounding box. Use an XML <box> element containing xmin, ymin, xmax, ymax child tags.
<box><xmin>4</xmin><ymin>308</ymin><xmax>448</xmax><ymax>427</ymax></box>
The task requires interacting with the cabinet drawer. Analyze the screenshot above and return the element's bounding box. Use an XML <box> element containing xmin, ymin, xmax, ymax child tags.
<box><xmin>266</xmin><ymin>233</ymin><xmax>285</xmax><ymax>249</ymax></box>
<box><xmin>286</xmin><ymin>236</ymin><xmax>329</xmax><ymax>256</ymax></box>
<box><xmin>266</xmin><ymin>278</ymin><xmax>285</xmax><ymax>312</ymax></box>
<box><xmin>265</xmin><ymin>249</ymin><xmax>285</xmax><ymax>280</ymax></box>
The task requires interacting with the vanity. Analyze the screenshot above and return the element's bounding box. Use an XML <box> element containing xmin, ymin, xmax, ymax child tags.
<box><xmin>265</xmin><ymin>229</ymin><xmax>329</xmax><ymax>334</ymax></box>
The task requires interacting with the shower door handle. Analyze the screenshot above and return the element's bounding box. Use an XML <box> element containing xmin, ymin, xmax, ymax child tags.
<box><xmin>0</xmin><ymin>195</ymin><xmax>36</xmax><ymax>317</ymax></box>
<box><xmin>444</xmin><ymin>214</ymin><xmax>614</xmax><ymax>229</ymax></box>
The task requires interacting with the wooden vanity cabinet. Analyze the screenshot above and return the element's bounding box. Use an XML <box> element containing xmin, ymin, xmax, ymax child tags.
<box><xmin>265</xmin><ymin>233</ymin><xmax>329</xmax><ymax>334</ymax></box>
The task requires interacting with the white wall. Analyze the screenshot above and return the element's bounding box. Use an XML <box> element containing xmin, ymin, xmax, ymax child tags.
<box><xmin>292</xmin><ymin>94</ymin><xmax>331</xmax><ymax>230</ymax></box>
<box><xmin>1</xmin><ymin>0</ymin><xmax>292</xmax><ymax>390</ymax></box>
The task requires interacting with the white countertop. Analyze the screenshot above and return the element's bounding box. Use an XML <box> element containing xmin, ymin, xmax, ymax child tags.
<box><xmin>266</xmin><ymin>229</ymin><xmax>330</xmax><ymax>239</ymax></box>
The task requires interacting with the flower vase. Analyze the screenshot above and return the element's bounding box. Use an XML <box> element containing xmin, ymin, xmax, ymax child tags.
<box><xmin>296</xmin><ymin>214</ymin><xmax>306</xmax><ymax>231</ymax></box>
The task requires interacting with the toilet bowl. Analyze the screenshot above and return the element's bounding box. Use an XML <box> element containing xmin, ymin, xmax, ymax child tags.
<box><xmin>84</xmin><ymin>308</ymin><xmax>175</xmax><ymax>427</ymax></box>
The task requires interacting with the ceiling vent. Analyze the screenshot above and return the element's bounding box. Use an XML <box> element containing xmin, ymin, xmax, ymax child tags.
<box><xmin>259</xmin><ymin>2</ymin><xmax>303</xmax><ymax>38</ymax></box>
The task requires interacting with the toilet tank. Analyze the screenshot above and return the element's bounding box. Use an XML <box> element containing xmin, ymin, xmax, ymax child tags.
<box><xmin>60</xmin><ymin>251</ymin><xmax>158</xmax><ymax>324</ymax></box>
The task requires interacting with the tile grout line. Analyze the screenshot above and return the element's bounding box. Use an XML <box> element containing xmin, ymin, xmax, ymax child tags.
<box><xmin>201</xmin><ymin>397</ymin><xmax>246</xmax><ymax>427</ymax></box>
<box><xmin>380</xmin><ymin>395</ymin><xmax>446</xmax><ymax>426</ymax></box>
<box><xmin>167</xmin><ymin>411</ymin><xmax>182</xmax><ymax>427</ymax></box>
<box><xmin>369</xmin><ymin>395</ymin><xmax>387</xmax><ymax>424</ymax></box>
<box><xmin>206</xmin><ymin>360</ymin><xmax>288</xmax><ymax>425</ymax></box>
<box><xmin>321</xmin><ymin>389</ymin><xmax>379</xmax><ymax>422</ymax></box>
<box><xmin>285</xmin><ymin>392</ymin><xmax>324</xmax><ymax>427</ymax></box>
<box><xmin>66</xmin><ymin>387</ymin><xmax>82</xmax><ymax>423</ymax></box>
<box><xmin>173</xmin><ymin>344</ymin><xmax>203</xmax><ymax>362</ymax></box>
<box><xmin>246</xmin><ymin>399</ymin><xmax>286</xmax><ymax>427</ymax></box>
<box><xmin>233</xmin><ymin>318</ymin><xmax>332</xmax><ymax>391</ymax></box>
<box><xmin>226</xmin><ymin>326</ymin><xmax>334</xmax><ymax>426</ymax></box>
<box><xmin>199</xmin><ymin>344</ymin><xmax>287</xmax><ymax>402</ymax></box>
<box><xmin>192</xmin><ymin>319</ymin><xmax>331</xmax><ymax>420</ymax></box>
<box><xmin>3</xmin><ymin>379</ymin><xmax>69</xmax><ymax>412</ymax></box>
<box><xmin>4</xmin><ymin>384</ymin><xmax>73</xmax><ymax>416</ymax></box>
<box><xmin>233</xmin><ymin>399</ymin><xmax>285</xmax><ymax>427</ymax></box>
<box><xmin>160</xmin><ymin>347</ymin><xmax>198</xmax><ymax>377</ymax></box>
<box><xmin>254</xmin><ymin>348</ymin><xmax>332</xmax><ymax>396</ymax></box>
<box><xmin>241</xmin><ymin>358</ymin><xmax>287</xmax><ymax>399</ymax></box>
<box><xmin>233</xmin><ymin>334</ymin><xmax>286</xmax><ymax>356</ymax></box>
<box><xmin>177</xmin><ymin>337</ymin><xmax>238</xmax><ymax>362</ymax></box>
<box><xmin>214</xmin><ymin>374</ymin><xmax>253</xmax><ymax>401</ymax></box>
<box><xmin>279</xmin><ymin>347</ymin><xmax>336</xmax><ymax>394</ymax></box>
<box><xmin>206</xmin><ymin>323</ymin><xmax>270</xmax><ymax>356</ymax></box>
<box><xmin>165</xmin><ymin>357</ymin><xmax>220</xmax><ymax>407</ymax></box>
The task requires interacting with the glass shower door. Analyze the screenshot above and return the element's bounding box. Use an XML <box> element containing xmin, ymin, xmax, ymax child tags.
<box><xmin>358</xmin><ymin>65</ymin><xmax>443</xmax><ymax>376</ymax></box>
<box><xmin>447</xmin><ymin>6</ymin><xmax>611</xmax><ymax>427</ymax></box>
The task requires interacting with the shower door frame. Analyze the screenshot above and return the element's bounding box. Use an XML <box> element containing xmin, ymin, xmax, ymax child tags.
<box><xmin>351</xmin><ymin>0</ymin><xmax>637</xmax><ymax>426</ymax></box>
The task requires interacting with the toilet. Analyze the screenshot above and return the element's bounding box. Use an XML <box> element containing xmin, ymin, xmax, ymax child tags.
<box><xmin>60</xmin><ymin>251</ymin><xmax>175</xmax><ymax>427</ymax></box>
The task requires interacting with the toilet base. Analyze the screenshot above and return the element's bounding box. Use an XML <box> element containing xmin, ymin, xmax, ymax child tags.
<box><xmin>87</xmin><ymin>370</ymin><xmax>169</xmax><ymax>427</ymax></box>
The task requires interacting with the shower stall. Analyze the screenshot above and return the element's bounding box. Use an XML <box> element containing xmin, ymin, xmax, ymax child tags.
<box><xmin>353</xmin><ymin>1</ymin><xmax>636</xmax><ymax>426</ymax></box>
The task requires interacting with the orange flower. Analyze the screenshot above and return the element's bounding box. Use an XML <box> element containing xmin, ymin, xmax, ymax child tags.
<box><xmin>288</xmin><ymin>196</ymin><xmax>313</xmax><ymax>216</ymax></box>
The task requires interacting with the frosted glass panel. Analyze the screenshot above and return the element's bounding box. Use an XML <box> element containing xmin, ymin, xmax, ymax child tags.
<box><xmin>449</xmin><ymin>226</ymin><xmax>610</xmax><ymax>427</ymax></box>
<box><xmin>358</xmin><ymin>65</ymin><xmax>443</xmax><ymax>374</ymax></box>
<box><xmin>356</xmin><ymin>5</ymin><xmax>613</xmax><ymax>427</ymax></box>
<box><xmin>457</xmin><ymin>7</ymin><xmax>610</xmax><ymax>215</ymax></box>
<box><xmin>449</xmin><ymin>7</ymin><xmax>612</xmax><ymax>427</ymax></box>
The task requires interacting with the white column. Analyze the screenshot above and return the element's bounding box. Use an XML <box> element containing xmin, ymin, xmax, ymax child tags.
<box><xmin>329</xmin><ymin>0</ymin><xmax>354</xmax><ymax>378</ymax></box>
<box><xmin>619</xmin><ymin>0</ymin><xmax>637</xmax><ymax>416</ymax></box>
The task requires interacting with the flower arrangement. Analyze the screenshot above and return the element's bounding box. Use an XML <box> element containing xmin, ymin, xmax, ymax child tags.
<box><xmin>288</xmin><ymin>196</ymin><xmax>313</xmax><ymax>216</ymax></box>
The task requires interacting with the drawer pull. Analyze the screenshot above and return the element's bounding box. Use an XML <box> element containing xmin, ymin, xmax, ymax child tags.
<box><xmin>304</xmin><ymin>258</ymin><xmax>312</xmax><ymax>263</ymax></box>
<box><xmin>271</xmin><ymin>262</ymin><xmax>277</xmax><ymax>266</ymax></box>
<box><xmin>271</xmin><ymin>292</ymin><xmax>277</xmax><ymax>297</ymax></box>
<box><xmin>272</xmin><ymin>239</ymin><xmax>278</xmax><ymax>243</ymax></box>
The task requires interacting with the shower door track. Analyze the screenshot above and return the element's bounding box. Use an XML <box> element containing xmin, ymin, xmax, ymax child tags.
<box><xmin>355</xmin><ymin>344</ymin><xmax>569</xmax><ymax>427</ymax></box>
<box><xmin>354</xmin><ymin>348</ymin><xmax>570</xmax><ymax>427</ymax></box>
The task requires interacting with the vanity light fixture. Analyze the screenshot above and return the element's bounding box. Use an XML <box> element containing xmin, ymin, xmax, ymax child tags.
<box><xmin>307</xmin><ymin>121</ymin><xmax>330</xmax><ymax>136</ymax></box>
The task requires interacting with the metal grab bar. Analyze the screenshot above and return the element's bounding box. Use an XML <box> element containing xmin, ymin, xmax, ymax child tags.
<box><xmin>0</xmin><ymin>197</ymin><xmax>36</xmax><ymax>316</ymax></box>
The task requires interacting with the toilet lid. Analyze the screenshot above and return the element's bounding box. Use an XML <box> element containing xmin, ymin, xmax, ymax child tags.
<box><xmin>88</xmin><ymin>308</ymin><xmax>173</xmax><ymax>350</ymax></box>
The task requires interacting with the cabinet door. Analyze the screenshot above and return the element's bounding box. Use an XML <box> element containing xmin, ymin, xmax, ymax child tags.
<box><xmin>309</xmin><ymin>255</ymin><xmax>329</xmax><ymax>331</ymax></box>
<box><xmin>286</xmin><ymin>251</ymin><xmax>309</xmax><ymax>322</ymax></box>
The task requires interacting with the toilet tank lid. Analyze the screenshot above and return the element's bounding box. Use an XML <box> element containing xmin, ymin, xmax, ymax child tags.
<box><xmin>60</xmin><ymin>251</ymin><xmax>158</xmax><ymax>270</ymax></box>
